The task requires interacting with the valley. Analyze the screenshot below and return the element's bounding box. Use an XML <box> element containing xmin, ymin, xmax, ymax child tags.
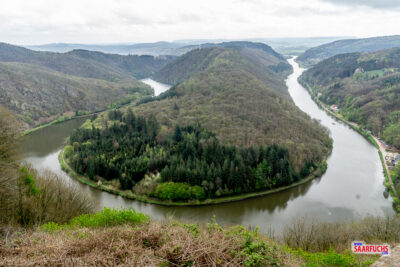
<box><xmin>20</xmin><ymin>58</ymin><xmax>394</xmax><ymax>233</ymax></box>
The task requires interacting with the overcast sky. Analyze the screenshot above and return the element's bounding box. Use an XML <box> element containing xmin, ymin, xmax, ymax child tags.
<box><xmin>1</xmin><ymin>0</ymin><xmax>400</xmax><ymax>45</ymax></box>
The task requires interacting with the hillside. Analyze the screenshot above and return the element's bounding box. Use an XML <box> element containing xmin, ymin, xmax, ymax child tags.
<box><xmin>300</xmin><ymin>47</ymin><xmax>400</xmax><ymax>149</ymax></box>
<box><xmin>153</xmin><ymin>41</ymin><xmax>291</xmax><ymax>86</ymax></box>
<box><xmin>297</xmin><ymin>35</ymin><xmax>400</xmax><ymax>67</ymax></box>
<box><xmin>145</xmin><ymin>43</ymin><xmax>330</xmax><ymax>161</ymax></box>
<box><xmin>63</xmin><ymin>42</ymin><xmax>332</xmax><ymax>203</ymax></box>
<box><xmin>0</xmin><ymin>43</ymin><xmax>174</xmax><ymax>128</ymax></box>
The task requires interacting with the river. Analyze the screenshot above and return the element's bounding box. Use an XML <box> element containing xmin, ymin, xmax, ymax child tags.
<box><xmin>141</xmin><ymin>78</ymin><xmax>170</xmax><ymax>96</ymax></box>
<box><xmin>21</xmin><ymin>62</ymin><xmax>395</xmax><ymax>233</ymax></box>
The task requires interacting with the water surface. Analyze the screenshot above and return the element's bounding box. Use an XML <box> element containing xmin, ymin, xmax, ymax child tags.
<box><xmin>141</xmin><ymin>78</ymin><xmax>171</xmax><ymax>96</ymax></box>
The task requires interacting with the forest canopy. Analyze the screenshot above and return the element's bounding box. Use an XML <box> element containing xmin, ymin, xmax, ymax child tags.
<box><xmin>65</xmin><ymin>109</ymin><xmax>323</xmax><ymax>200</ymax></box>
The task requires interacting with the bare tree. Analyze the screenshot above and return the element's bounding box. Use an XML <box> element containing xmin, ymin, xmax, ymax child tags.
<box><xmin>0</xmin><ymin>106</ymin><xmax>20</xmax><ymax>224</ymax></box>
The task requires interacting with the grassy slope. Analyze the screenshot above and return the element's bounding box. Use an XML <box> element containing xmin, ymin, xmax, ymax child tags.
<box><xmin>136</xmin><ymin>45</ymin><xmax>331</xmax><ymax>172</ymax></box>
<box><xmin>0</xmin><ymin>42</ymin><xmax>175</xmax><ymax>128</ymax></box>
<box><xmin>297</xmin><ymin>35</ymin><xmax>400</xmax><ymax>67</ymax></box>
<box><xmin>300</xmin><ymin>47</ymin><xmax>400</xmax><ymax>149</ymax></box>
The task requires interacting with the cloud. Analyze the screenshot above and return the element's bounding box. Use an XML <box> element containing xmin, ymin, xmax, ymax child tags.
<box><xmin>0</xmin><ymin>0</ymin><xmax>399</xmax><ymax>45</ymax></box>
<box><xmin>320</xmin><ymin>0</ymin><xmax>400</xmax><ymax>9</ymax></box>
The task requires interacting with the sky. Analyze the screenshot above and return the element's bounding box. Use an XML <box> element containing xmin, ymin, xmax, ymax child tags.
<box><xmin>1</xmin><ymin>0</ymin><xmax>400</xmax><ymax>45</ymax></box>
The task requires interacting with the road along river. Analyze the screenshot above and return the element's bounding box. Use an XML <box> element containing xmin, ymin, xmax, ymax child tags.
<box><xmin>21</xmin><ymin>67</ymin><xmax>395</xmax><ymax>233</ymax></box>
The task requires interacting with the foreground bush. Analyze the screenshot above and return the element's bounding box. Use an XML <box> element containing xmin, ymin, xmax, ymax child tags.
<box><xmin>2</xmin><ymin>212</ymin><xmax>381</xmax><ymax>267</ymax></box>
<box><xmin>69</xmin><ymin>207</ymin><xmax>150</xmax><ymax>228</ymax></box>
<box><xmin>5</xmin><ymin>219</ymin><xmax>304</xmax><ymax>266</ymax></box>
<box><xmin>41</xmin><ymin>208</ymin><xmax>150</xmax><ymax>230</ymax></box>
<box><xmin>7</xmin><ymin>165</ymin><xmax>95</xmax><ymax>227</ymax></box>
<box><xmin>282</xmin><ymin>216</ymin><xmax>400</xmax><ymax>253</ymax></box>
<box><xmin>0</xmin><ymin>106</ymin><xmax>95</xmax><ymax>228</ymax></box>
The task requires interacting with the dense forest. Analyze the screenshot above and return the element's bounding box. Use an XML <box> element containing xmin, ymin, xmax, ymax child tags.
<box><xmin>300</xmin><ymin>47</ymin><xmax>400</xmax><ymax>148</ymax></box>
<box><xmin>297</xmin><ymin>35</ymin><xmax>400</xmax><ymax>67</ymax></box>
<box><xmin>0</xmin><ymin>42</ymin><xmax>175</xmax><ymax>128</ymax></box>
<box><xmin>65</xmin><ymin>109</ymin><xmax>318</xmax><ymax>200</ymax></box>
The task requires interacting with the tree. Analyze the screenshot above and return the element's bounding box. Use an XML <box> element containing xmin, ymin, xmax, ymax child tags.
<box><xmin>0</xmin><ymin>106</ymin><xmax>20</xmax><ymax>223</ymax></box>
<box><xmin>173</xmin><ymin>126</ymin><xmax>183</xmax><ymax>142</ymax></box>
<box><xmin>254</xmin><ymin>159</ymin><xmax>272</xmax><ymax>190</ymax></box>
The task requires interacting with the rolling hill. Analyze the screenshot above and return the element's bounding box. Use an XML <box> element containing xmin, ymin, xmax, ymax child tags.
<box><xmin>26</xmin><ymin>37</ymin><xmax>349</xmax><ymax>57</ymax></box>
<box><xmin>0</xmin><ymin>43</ymin><xmax>175</xmax><ymax>128</ymax></box>
<box><xmin>297</xmin><ymin>35</ymin><xmax>400</xmax><ymax>67</ymax></box>
<box><xmin>141</xmin><ymin>43</ymin><xmax>331</xmax><ymax>165</ymax></box>
<box><xmin>300</xmin><ymin>47</ymin><xmax>400</xmax><ymax>148</ymax></box>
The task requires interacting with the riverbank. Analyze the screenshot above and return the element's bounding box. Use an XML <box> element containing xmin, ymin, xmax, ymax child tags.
<box><xmin>59</xmin><ymin>147</ymin><xmax>329</xmax><ymax>207</ymax></box>
<box><xmin>299</xmin><ymin>79</ymin><xmax>400</xmax><ymax>211</ymax></box>
<box><xmin>23</xmin><ymin>113</ymin><xmax>93</xmax><ymax>135</ymax></box>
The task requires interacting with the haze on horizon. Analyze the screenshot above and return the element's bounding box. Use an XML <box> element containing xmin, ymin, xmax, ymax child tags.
<box><xmin>1</xmin><ymin>0</ymin><xmax>400</xmax><ymax>45</ymax></box>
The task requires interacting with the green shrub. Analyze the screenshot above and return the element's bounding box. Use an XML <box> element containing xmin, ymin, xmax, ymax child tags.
<box><xmin>152</xmin><ymin>182</ymin><xmax>206</xmax><ymax>201</ymax></box>
<box><xmin>290</xmin><ymin>247</ymin><xmax>377</xmax><ymax>267</ymax></box>
<box><xmin>40</xmin><ymin>221</ymin><xmax>62</xmax><ymax>231</ymax></box>
<box><xmin>19</xmin><ymin>166</ymin><xmax>40</xmax><ymax>195</ymax></box>
<box><xmin>63</xmin><ymin>145</ymin><xmax>73</xmax><ymax>158</ymax></box>
<box><xmin>69</xmin><ymin>207</ymin><xmax>149</xmax><ymax>228</ymax></box>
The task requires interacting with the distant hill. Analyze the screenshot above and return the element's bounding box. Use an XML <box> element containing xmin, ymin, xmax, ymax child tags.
<box><xmin>26</xmin><ymin>42</ymin><xmax>187</xmax><ymax>56</ymax></box>
<box><xmin>297</xmin><ymin>35</ymin><xmax>400</xmax><ymax>67</ymax></box>
<box><xmin>26</xmin><ymin>37</ymin><xmax>349</xmax><ymax>57</ymax></box>
<box><xmin>300</xmin><ymin>47</ymin><xmax>400</xmax><ymax>148</ymax></box>
<box><xmin>0</xmin><ymin>43</ymin><xmax>174</xmax><ymax>128</ymax></box>
<box><xmin>154</xmin><ymin>42</ymin><xmax>291</xmax><ymax>90</ymax></box>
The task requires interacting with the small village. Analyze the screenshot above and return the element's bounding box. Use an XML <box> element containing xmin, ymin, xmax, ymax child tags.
<box><xmin>381</xmin><ymin>139</ymin><xmax>400</xmax><ymax>170</ymax></box>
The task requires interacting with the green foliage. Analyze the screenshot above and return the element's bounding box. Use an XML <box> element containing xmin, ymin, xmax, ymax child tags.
<box><xmin>254</xmin><ymin>159</ymin><xmax>273</xmax><ymax>190</ymax></box>
<box><xmin>226</xmin><ymin>225</ymin><xmax>281</xmax><ymax>267</ymax></box>
<box><xmin>40</xmin><ymin>208</ymin><xmax>149</xmax><ymax>230</ymax></box>
<box><xmin>19</xmin><ymin>166</ymin><xmax>40</xmax><ymax>195</ymax></box>
<box><xmin>40</xmin><ymin>221</ymin><xmax>63</xmax><ymax>231</ymax></box>
<box><xmin>182</xmin><ymin>223</ymin><xmax>200</xmax><ymax>237</ymax></box>
<box><xmin>383</xmin><ymin>122</ymin><xmax>400</xmax><ymax>148</ymax></box>
<box><xmin>152</xmin><ymin>182</ymin><xmax>205</xmax><ymax>200</ymax></box>
<box><xmin>290</xmin><ymin>247</ymin><xmax>376</xmax><ymax>267</ymax></box>
<box><xmin>63</xmin><ymin>145</ymin><xmax>73</xmax><ymax>158</ymax></box>
<box><xmin>69</xmin><ymin>207</ymin><xmax>149</xmax><ymax>228</ymax></box>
